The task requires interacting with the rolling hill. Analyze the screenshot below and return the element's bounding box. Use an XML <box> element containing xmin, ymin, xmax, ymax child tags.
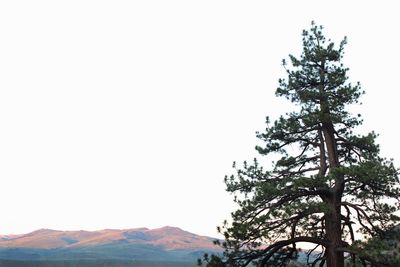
<box><xmin>0</xmin><ymin>226</ymin><xmax>220</xmax><ymax>262</ymax></box>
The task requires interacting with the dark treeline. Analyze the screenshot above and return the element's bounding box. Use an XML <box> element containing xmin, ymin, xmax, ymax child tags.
<box><xmin>0</xmin><ymin>259</ymin><xmax>196</xmax><ymax>267</ymax></box>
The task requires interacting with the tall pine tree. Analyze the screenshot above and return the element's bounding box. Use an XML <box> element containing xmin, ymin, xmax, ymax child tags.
<box><xmin>202</xmin><ymin>22</ymin><xmax>400</xmax><ymax>267</ymax></box>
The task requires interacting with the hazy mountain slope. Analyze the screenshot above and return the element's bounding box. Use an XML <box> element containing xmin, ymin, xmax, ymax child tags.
<box><xmin>0</xmin><ymin>226</ymin><xmax>220</xmax><ymax>261</ymax></box>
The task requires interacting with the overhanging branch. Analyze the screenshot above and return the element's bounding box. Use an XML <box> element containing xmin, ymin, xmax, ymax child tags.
<box><xmin>258</xmin><ymin>236</ymin><xmax>330</xmax><ymax>267</ymax></box>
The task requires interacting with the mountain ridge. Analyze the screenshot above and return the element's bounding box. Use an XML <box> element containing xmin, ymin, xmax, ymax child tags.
<box><xmin>0</xmin><ymin>226</ymin><xmax>221</xmax><ymax>261</ymax></box>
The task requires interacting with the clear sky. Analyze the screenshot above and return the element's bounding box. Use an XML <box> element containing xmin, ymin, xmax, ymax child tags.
<box><xmin>1</xmin><ymin>1</ymin><xmax>399</xmax><ymax>237</ymax></box>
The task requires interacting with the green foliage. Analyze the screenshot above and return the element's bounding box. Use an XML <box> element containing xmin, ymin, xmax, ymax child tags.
<box><xmin>349</xmin><ymin>226</ymin><xmax>400</xmax><ymax>267</ymax></box>
<box><xmin>202</xmin><ymin>22</ymin><xmax>400</xmax><ymax>267</ymax></box>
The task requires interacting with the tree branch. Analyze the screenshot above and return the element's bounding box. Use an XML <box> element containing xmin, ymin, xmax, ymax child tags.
<box><xmin>258</xmin><ymin>237</ymin><xmax>330</xmax><ymax>267</ymax></box>
<box><xmin>335</xmin><ymin>247</ymin><xmax>393</xmax><ymax>267</ymax></box>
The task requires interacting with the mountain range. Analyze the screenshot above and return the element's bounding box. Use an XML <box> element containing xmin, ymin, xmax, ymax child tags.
<box><xmin>0</xmin><ymin>226</ymin><xmax>221</xmax><ymax>262</ymax></box>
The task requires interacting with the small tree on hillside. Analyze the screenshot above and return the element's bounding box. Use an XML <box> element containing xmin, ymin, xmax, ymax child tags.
<box><xmin>201</xmin><ymin>23</ymin><xmax>400</xmax><ymax>267</ymax></box>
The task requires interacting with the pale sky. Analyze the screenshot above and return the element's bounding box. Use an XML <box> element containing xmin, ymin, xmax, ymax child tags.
<box><xmin>1</xmin><ymin>1</ymin><xmax>400</xmax><ymax>237</ymax></box>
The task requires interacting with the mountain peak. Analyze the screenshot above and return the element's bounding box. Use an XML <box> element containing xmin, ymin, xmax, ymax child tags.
<box><xmin>158</xmin><ymin>226</ymin><xmax>184</xmax><ymax>232</ymax></box>
<box><xmin>160</xmin><ymin>226</ymin><xmax>181</xmax><ymax>229</ymax></box>
<box><xmin>34</xmin><ymin>228</ymin><xmax>56</xmax><ymax>232</ymax></box>
<box><xmin>29</xmin><ymin>228</ymin><xmax>61</xmax><ymax>235</ymax></box>
<box><xmin>0</xmin><ymin>226</ymin><xmax>219</xmax><ymax>251</ymax></box>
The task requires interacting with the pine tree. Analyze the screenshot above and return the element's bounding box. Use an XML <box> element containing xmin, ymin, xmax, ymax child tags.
<box><xmin>202</xmin><ymin>22</ymin><xmax>400</xmax><ymax>267</ymax></box>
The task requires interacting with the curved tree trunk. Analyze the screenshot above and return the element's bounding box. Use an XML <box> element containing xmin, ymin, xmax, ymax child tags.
<box><xmin>320</xmin><ymin>59</ymin><xmax>344</xmax><ymax>267</ymax></box>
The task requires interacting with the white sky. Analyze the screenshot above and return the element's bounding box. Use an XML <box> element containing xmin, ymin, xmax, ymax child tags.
<box><xmin>1</xmin><ymin>1</ymin><xmax>399</xmax><ymax>237</ymax></box>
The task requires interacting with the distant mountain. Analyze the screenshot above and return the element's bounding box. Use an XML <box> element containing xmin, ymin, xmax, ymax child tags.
<box><xmin>0</xmin><ymin>226</ymin><xmax>221</xmax><ymax>261</ymax></box>
<box><xmin>0</xmin><ymin>235</ymin><xmax>21</xmax><ymax>241</ymax></box>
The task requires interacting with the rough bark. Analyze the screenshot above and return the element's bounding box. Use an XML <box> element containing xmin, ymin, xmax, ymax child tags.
<box><xmin>325</xmin><ymin>200</ymin><xmax>345</xmax><ymax>267</ymax></box>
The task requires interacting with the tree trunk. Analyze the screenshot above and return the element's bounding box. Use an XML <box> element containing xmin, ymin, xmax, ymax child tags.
<box><xmin>325</xmin><ymin>200</ymin><xmax>345</xmax><ymax>267</ymax></box>
<box><xmin>321</xmin><ymin>111</ymin><xmax>345</xmax><ymax>267</ymax></box>
<box><xmin>319</xmin><ymin>59</ymin><xmax>344</xmax><ymax>267</ymax></box>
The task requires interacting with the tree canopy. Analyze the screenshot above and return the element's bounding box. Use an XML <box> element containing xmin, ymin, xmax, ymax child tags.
<box><xmin>201</xmin><ymin>22</ymin><xmax>400</xmax><ymax>267</ymax></box>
